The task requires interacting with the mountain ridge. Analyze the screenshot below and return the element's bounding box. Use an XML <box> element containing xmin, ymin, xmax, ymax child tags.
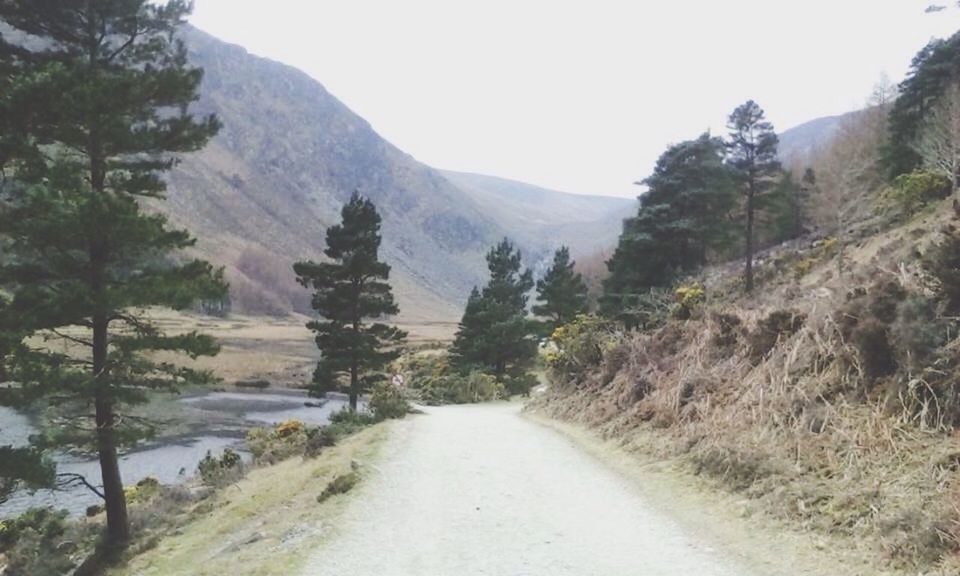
<box><xmin>165</xmin><ymin>26</ymin><xmax>633</xmax><ymax>321</ymax></box>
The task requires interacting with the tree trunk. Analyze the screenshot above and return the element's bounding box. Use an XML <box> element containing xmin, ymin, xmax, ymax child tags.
<box><xmin>744</xmin><ymin>186</ymin><xmax>755</xmax><ymax>293</ymax></box>
<box><xmin>92</xmin><ymin>314</ymin><xmax>129</xmax><ymax>548</ymax></box>
<box><xmin>349</xmin><ymin>362</ymin><xmax>359</xmax><ymax>412</ymax></box>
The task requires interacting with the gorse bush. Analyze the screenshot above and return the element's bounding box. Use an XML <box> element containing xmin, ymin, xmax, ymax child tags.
<box><xmin>197</xmin><ymin>448</ymin><xmax>244</xmax><ymax>486</ymax></box>
<box><xmin>672</xmin><ymin>283</ymin><xmax>705</xmax><ymax>320</ymax></box>
<box><xmin>368</xmin><ymin>381</ymin><xmax>409</xmax><ymax>420</ymax></box>
<box><xmin>124</xmin><ymin>476</ymin><xmax>161</xmax><ymax>505</ymax></box>
<box><xmin>395</xmin><ymin>352</ymin><xmax>505</xmax><ymax>404</ymax></box>
<box><xmin>547</xmin><ymin>315</ymin><xmax>617</xmax><ymax>380</ymax></box>
<box><xmin>881</xmin><ymin>170</ymin><xmax>951</xmax><ymax>218</ymax></box>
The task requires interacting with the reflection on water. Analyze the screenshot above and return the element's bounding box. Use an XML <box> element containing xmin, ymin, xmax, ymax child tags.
<box><xmin>0</xmin><ymin>390</ymin><xmax>352</xmax><ymax>516</ymax></box>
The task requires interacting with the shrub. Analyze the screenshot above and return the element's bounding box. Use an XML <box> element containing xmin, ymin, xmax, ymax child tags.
<box><xmin>304</xmin><ymin>427</ymin><xmax>337</xmax><ymax>458</ymax></box>
<box><xmin>710</xmin><ymin>312</ymin><xmax>743</xmax><ymax>354</ymax></box>
<box><xmin>503</xmin><ymin>373</ymin><xmax>538</xmax><ymax>397</ymax></box>
<box><xmin>851</xmin><ymin>318</ymin><xmax>897</xmax><ymax>381</ymax></box>
<box><xmin>621</xmin><ymin>288</ymin><xmax>673</xmax><ymax>330</ymax></box>
<box><xmin>317</xmin><ymin>470</ymin><xmax>360</xmax><ymax>503</ymax></box>
<box><xmin>672</xmin><ymin>283</ymin><xmax>705</xmax><ymax>320</ymax></box>
<box><xmin>197</xmin><ymin>448</ymin><xmax>244</xmax><ymax>486</ymax></box>
<box><xmin>890</xmin><ymin>294</ymin><xmax>946</xmax><ymax>373</ymax></box>
<box><xmin>234</xmin><ymin>379</ymin><xmax>271</xmax><ymax>389</ymax></box>
<box><xmin>396</xmin><ymin>352</ymin><xmax>504</xmax><ymax>405</ymax></box>
<box><xmin>548</xmin><ymin>315</ymin><xmax>617</xmax><ymax>380</ymax></box>
<box><xmin>747</xmin><ymin>310</ymin><xmax>806</xmax><ymax>363</ymax></box>
<box><xmin>326</xmin><ymin>408</ymin><xmax>378</xmax><ymax>439</ymax></box>
<box><xmin>440</xmin><ymin>371</ymin><xmax>504</xmax><ymax>404</ymax></box>
<box><xmin>0</xmin><ymin>508</ymin><xmax>83</xmax><ymax>576</ymax></box>
<box><xmin>0</xmin><ymin>508</ymin><xmax>67</xmax><ymax>552</ymax></box>
<box><xmin>275</xmin><ymin>419</ymin><xmax>304</xmax><ymax>438</ymax></box>
<box><xmin>924</xmin><ymin>222</ymin><xmax>960</xmax><ymax>314</ymax></box>
<box><xmin>124</xmin><ymin>476</ymin><xmax>161</xmax><ymax>504</ymax></box>
<box><xmin>881</xmin><ymin>170</ymin><xmax>951</xmax><ymax>218</ymax></box>
<box><xmin>369</xmin><ymin>381</ymin><xmax>409</xmax><ymax>421</ymax></box>
<box><xmin>245</xmin><ymin>422</ymin><xmax>309</xmax><ymax>464</ymax></box>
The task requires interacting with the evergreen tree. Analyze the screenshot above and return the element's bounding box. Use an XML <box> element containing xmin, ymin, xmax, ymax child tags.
<box><xmin>294</xmin><ymin>193</ymin><xmax>406</xmax><ymax>411</ymax></box>
<box><xmin>601</xmin><ymin>133</ymin><xmax>735</xmax><ymax>320</ymax></box>
<box><xmin>451</xmin><ymin>239</ymin><xmax>536</xmax><ymax>391</ymax></box>
<box><xmin>0</xmin><ymin>1</ymin><xmax>225</xmax><ymax>547</ymax></box>
<box><xmin>766</xmin><ymin>171</ymin><xmax>807</xmax><ymax>243</ymax></box>
<box><xmin>534</xmin><ymin>246</ymin><xmax>588</xmax><ymax>331</ymax></box>
<box><xmin>885</xmin><ymin>33</ymin><xmax>960</xmax><ymax>179</ymax></box>
<box><xmin>726</xmin><ymin>101</ymin><xmax>781</xmax><ymax>293</ymax></box>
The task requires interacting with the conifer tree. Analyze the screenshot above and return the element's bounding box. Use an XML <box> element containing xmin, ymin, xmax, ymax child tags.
<box><xmin>0</xmin><ymin>0</ymin><xmax>225</xmax><ymax>547</ymax></box>
<box><xmin>727</xmin><ymin>101</ymin><xmax>781</xmax><ymax>293</ymax></box>
<box><xmin>451</xmin><ymin>239</ymin><xmax>536</xmax><ymax>390</ymax></box>
<box><xmin>885</xmin><ymin>34</ymin><xmax>960</xmax><ymax>179</ymax></box>
<box><xmin>294</xmin><ymin>193</ymin><xmax>406</xmax><ymax>411</ymax></box>
<box><xmin>534</xmin><ymin>246</ymin><xmax>588</xmax><ymax>332</ymax></box>
<box><xmin>601</xmin><ymin>133</ymin><xmax>735</xmax><ymax>320</ymax></box>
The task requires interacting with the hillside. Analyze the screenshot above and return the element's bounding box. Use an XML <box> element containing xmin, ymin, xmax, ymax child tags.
<box><xmin>166</xmin><ymin>27</ymin><xmax>631</xmax><ymax>320</ymax></box>
<box><xmin>439</xmin><ymin>171</ymin><xmax>634</xmax><ymax>265</ymax></box>
<box><xmin>778</xmin><ymin>110</ymin><xmax>860</xmax><ymax>164</ymax></box>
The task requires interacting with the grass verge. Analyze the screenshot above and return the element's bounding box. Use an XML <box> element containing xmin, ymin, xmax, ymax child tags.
<box><xmin>107</xmin><ymin>422</ymin><xmax>391</xmax><ymax>576</ymax></box>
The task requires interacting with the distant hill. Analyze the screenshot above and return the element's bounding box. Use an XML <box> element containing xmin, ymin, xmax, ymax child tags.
<box><xmin>439</xmin><ymin>171</ymin><xmax>634</xmax><ymax>267</ymax></box>
<box><xmin>166</xmin><ymin>27</ymin><xmax>632</xmax><ymax>320</ymax></box>
<box><xmin>778</xmin><ymin>110</ymin><xmax>862</xmax><ymax>164</ymax></box>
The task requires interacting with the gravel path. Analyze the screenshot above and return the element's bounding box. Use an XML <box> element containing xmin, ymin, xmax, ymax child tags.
<box><xmin>302</xmin><ymin>403</ymin><xmax>748</xmax><ymax>576</ymax></box>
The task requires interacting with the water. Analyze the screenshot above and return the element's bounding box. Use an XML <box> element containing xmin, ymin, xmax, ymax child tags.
<box><xmin>0</xmin><ymin>390</ymin><xmax>352</xmax><ymax>516</ymax></box>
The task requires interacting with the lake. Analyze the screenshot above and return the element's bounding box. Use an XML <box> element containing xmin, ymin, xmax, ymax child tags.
<box><xmin>0</xmin><ymin>389</ymin><xmax>353</xmax><ymax>516</ymax></box>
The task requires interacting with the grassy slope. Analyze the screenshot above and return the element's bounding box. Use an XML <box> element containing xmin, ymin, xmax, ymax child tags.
<box><xmin>109</xmin><ymin>424</ymin><xmax>390</xmax><ymax>576</ymax></box>
<box><xmin>531</xmin><ymin>200</ymin><xmax>960</xmax><ymax>575</ymax></box>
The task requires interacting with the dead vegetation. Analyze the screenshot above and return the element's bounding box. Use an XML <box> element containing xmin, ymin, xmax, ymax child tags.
<box><xmin>532</xmin><ymin>196</ymin><xmax>960</xmax><ymax>574</ymax></box>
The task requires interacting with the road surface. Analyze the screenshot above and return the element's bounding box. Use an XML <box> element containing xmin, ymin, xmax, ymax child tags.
<box><xmin>302</xmin><ymin>403</ymin><xmax>747</xmax><ymax>576</ymax></box>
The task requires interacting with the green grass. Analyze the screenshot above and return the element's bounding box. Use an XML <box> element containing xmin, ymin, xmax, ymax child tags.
<box><xmin>108</xmin><ymin>423</ymin><xmax>391</xmax><ymax>576</ymax></box>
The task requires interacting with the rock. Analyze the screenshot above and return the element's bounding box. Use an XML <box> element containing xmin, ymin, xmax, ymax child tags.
<box><xmin>243</xmin><ymin>531</ymin><xmax>264</xmax><ymax>545</ymax></box>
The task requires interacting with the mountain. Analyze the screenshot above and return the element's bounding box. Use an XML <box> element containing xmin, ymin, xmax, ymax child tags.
<box><xmin>439</xmin><ymin>171</ymin><xmax>634</xmax><ymax>265</ymax></box>
<box><xmin>167</xmin><ymin>26</ymin><xmax>633</xmax><ymax>321</ymax></box>
<box><xmin>778</xmin><ymin>110</ymin><xmax>861</xmax><ymax>164</ymax></box>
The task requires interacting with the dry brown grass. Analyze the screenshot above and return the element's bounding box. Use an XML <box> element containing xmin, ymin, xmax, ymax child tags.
<box><xmin>533</xmin><ymin>197</ymin><xmax>960</xmax><ymax>574</ymax></box>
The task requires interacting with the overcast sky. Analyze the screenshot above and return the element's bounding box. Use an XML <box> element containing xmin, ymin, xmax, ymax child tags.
<box><xmin>190</xmin><ymin>1</ymin><xmax>960</xmax><ymax>198</ymax></box>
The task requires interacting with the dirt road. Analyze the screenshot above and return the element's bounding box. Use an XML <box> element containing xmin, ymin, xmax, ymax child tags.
<box><xmin>302</xmin><ymin>403</ymin><xmax>750</xmax><ymax>576</ymax></box>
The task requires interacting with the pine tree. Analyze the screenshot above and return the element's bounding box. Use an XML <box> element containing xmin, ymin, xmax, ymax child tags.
<box><xmin>727</xmin><ymin>101</ymin><xmax>781</xmax><ymax>293</ymax></box>
<box><xmin>0</xmin><ymin>1</ymin><xmax>225</xmax><ymax>547</ymax></box>
<box><xmin>601</xmin><ymin>133</ymin><xmax>735</xmax><ymax>320</ymax></box>
<box><xmin>294</xmin><ymin>193</ymin><xmax>406</xmax><ymax>411</ymax></box>
<box><xmin>885</xmin><ymin>34</ymin><xmax>960</xmax><ymax>179</ymax></box>
<box><xmin>451</xmin><ymin>239</ymin><xmax>536</xmax><ymax>390</ymax></box>
<box><xmin>534</xmin><ymin>246</ymin><xmax>588</xmax><ymax>332</ymax></box>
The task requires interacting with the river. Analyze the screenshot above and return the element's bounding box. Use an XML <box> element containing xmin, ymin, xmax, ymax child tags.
<box><xmin>0</xmin><ymin>389</ymin><xmax>353</xmax><ymax>517</ymax></box>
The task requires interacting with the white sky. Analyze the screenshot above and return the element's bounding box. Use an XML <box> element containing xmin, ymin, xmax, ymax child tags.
<box><xmin>190</xmin><ymin>1</ymin><xmax>960</xmax><ymax>198</ymax></box>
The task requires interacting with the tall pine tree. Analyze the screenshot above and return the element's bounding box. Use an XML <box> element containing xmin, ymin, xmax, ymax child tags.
<box><xmin>0</xmin><ymin>0</ymin><xmax>225</xmax><ymax>547</ymax></box>
<box><xmin>294</xmin><ymin>193</ymin><xmax>406</xmax><ymax>411</ymax></box>
<box><xmin>726</xmin><ymin>101</ymin><xmax>780</xmax><ymax>293</ymax></box>
<box><xmin>602</xmin><ymin>133</ymin><xmax>735</xmax><ymax>320</ymax></box>
<box><xmin>533</xmin><ymin>246</ymin><xmax>588</xmax><ymax>332</ymax></box>
<box><xmin>451</xmin><ymin>239</ymin><xmax>536</xmax><ymax>391</ymax></box>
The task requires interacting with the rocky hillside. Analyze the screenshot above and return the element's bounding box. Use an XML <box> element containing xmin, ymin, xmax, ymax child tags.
<box><xmin>166</xmin><ymin>27</ymin><xmax>633</xmax><ymax>320</ymax></box>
